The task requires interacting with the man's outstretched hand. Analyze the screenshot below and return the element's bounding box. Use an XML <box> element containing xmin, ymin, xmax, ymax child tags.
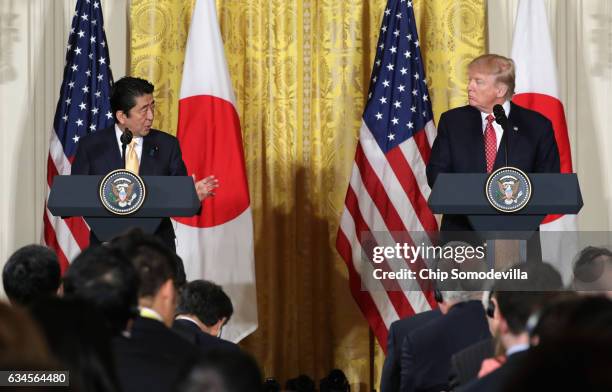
<box><xmin>192</xmin><ymin>174</ymin><xmax>220</xmax><ymax>201</ymax></box>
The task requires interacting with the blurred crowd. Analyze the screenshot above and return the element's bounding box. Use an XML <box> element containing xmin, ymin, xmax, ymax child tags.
<box><xmin>380</xmin><ymin>245</ymin><xmax>612</xmax><ymax>392</ymax></box>
<box><xmin>3</xmin><ymin>231</ymin><xmax>612</xmax><ymax>392</ymax></box>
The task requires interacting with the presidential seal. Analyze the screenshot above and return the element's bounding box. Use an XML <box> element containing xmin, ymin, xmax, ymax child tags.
<box><xmin>485</xmin><ymin>167</ymin><xmax>532</xmax><ymax>213</ymax></box>
<box><xmin>99</xmin><ymin>169</ymin><xmax>146</xmax><ymax>215</ymax></box>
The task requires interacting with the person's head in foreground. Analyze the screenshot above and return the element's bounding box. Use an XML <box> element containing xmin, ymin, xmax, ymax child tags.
<box><xmin>179</xmin><ymin>348</ymin><xmax>263</xmax><ymax>392</ymax></box>
<box><xmin>2</xmin><ymin>244</ymin><xmax>60</xmax><ymax>307</ymax></box>
<box><xmin>176</xmin><ymin>279</ymin><xmax>234</xmax><ymax>337</ymax></box>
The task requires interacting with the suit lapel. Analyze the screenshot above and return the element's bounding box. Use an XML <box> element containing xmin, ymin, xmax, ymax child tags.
<box><xmin>105</xmin><ymin>127</ymin><xmax>123</xmax><ymax>171</ymax></box>
<box><xmin>467</xmin><ymin>107</ymin><xmax>487</xmax><ymax>172</ymax></box>
<box><xmin>503</xmin><ymin>103</ymin><xmax>522</xmax><ymax>168</ymax></box>
<box><xmin>140</xmin><ymin>133</ymin><xmax>155</xmax><ymax>175</ymax></box>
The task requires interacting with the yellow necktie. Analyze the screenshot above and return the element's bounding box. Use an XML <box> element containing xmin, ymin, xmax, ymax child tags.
<box><xmin>125</xmin><ymin>139</ymin><xmax>139</xmax><ymax>174</ymax></box>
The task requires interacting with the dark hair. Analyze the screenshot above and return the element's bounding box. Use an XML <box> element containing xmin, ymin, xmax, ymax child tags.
<box><xmin>493</xmin><ymin>262</ymin><xmax>563</xmax><ymax>334</ymax></box>
<box><xmin>2</xmin><ymin>245</ymin><xmax>60</xmax><ymax>306</ymax></box>
<box><xmin>177</xmin><ymin>280</ymin><xmax>234</xmax><ymax>326</ymax></box>
<box><xmin>110</xmin><ymin>77</ymin><xmax>154</xmax><ymax>121</ymax></box>
<box><xmin>175</xmin><ymin>254</ymin><xmax>187</xmax><ymax>293</ymax></box>
<box><xmin>29</xmin><ymin>297</ymin><xmax>121</xmax><ymax>392</ymax></box>
<box><xmin>572</xmin><ymin>246</ymin><xmax>612</xmax><ymax>288</ymax></box>
<box><xmin>63</xmin><ymin>245</ymin><xmax>139</xmax><ymax>335</ymax></box>
<box><xmin>0</xmin><ymin>301</ymin><xmax>52</xmax><ymax>366</ymax></box>
<box><xmin>285</xmin><ymin>375</ymin><xmax>315</xmax><ymax>392</ymax></box>
<box><xmin>320</xmin><ymin>369</ymin><xmax>350</xmax><ymax>392</ymax></box>
<box><xmin>503</xmin><ymin>336</ymin><xmax>612</xmax><ymax>392</ymax></box>
<box><xmin>179</xmin><ymin>349</ymin><xmax>263</xmax><ymax>392</ymax></box>
<box><xmin>110</xmin><ymin>229</ymin><xmax>178</xmax><ymax>298</ymax></box>
<box><xmin>532</xmin><ymin>295</ymin><xmax>612</xmax><ymax>343</ymax></box>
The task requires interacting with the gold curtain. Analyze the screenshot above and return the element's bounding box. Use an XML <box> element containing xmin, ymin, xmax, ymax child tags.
<box><xmin>129</xmin><ymin>0</ymin><xmax>485</xmax><ymax>389</ymax></box>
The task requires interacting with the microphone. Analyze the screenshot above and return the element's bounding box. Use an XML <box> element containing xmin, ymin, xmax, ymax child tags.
<box><xmin>120</xmin><ymin>128</ymin><xmax>133</xmax><ymax>166</ymax></box>
<box><xmin>493</xmin><ymin>104</ymin><xmax>508</xmax><ymax>129</ymax></box>
<box><xmin>493</xmin><ymin>104</ymin><xmax>510</xmax><ymax>167</ymax></box>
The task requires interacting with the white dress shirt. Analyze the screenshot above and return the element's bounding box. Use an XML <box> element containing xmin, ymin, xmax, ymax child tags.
<box><xmin>115</xmin><ymin>124</ymin><xmax>143</xmax><ymax>161</ymax></box>
<box><xmin>479</xmin><ymin>100</ymin><xmax>511</xmax><ymax>151</ymax></box>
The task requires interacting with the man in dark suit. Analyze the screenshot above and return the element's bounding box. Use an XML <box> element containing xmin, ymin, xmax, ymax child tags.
<box><xmin>71</xmin><ymin>76</ymin><xmax>218</xmax><ymax>250</ymax></box>
<box><xmin>173</xmin><ymin>279</ymin><xmax>239</xmax><ymax>353</ymax></box>
<box><xmin>380</xmin><ymin>309</ymin><xmax>442</xmax><ymax>392</ymax></box>
<box><xmin>110</xmin><ymin>230</ymin><xmax>200</xmax><ymax>392</ymax></box>
<box><xmin>459</xmin><ymin>262</ymin><xmax>563</xmax><ymax>392</ymax></box>
<box><xmin>399</xmin><ymin>291</ymin><xmax>490</xmax><ymax>392</ymax></box>
<box><xmin>449</xmin><ymin>337</ymin><xmax>495</xmax><ymax>390</ymax></box>
<box><xmin>426</xmin><ymin>54</ymin><xmax>560</xmax><ymax>232</ymax></box>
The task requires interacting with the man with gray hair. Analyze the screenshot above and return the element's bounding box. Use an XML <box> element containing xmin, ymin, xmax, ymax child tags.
<box><xmin>399</xmin><ymin>243</ymin><xmax>490</xmax><ymax>392</ymax></box>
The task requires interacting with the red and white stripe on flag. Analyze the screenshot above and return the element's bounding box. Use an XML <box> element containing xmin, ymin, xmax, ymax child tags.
<box><xmin>44</xmin><ymin>0</ymin><xmax>115</xmax><ymax>271</ymax></box>
<box><xmin>174</xmin><ymin>0</ymin><xmax>257</xmax><ymax>343</ymax></box>
<box><xmin>336</xmin><ymin>0</ymin><xmax>439</xmax><ymax>351</ymax></box>
<box><xmin>511</xmin><ymin>0</ymin><xmax>578</xmax><ymax>278</ymax></box>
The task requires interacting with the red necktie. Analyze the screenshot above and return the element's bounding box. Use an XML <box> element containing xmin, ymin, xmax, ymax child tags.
<box><xmin>484</xmin><ymin>114</ymin><xmax>497</xmax><ymax>173</ymax></box>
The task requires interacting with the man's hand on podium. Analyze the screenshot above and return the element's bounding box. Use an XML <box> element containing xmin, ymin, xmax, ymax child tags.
<box><xmin>192</xmin><ymin>174</ymin><xmax>220</xmax><ymax>201</ymax></box>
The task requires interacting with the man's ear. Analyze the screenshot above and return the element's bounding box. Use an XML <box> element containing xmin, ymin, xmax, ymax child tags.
<box><xmin>215</xmin><ymin>317</ymin><xmax>227</xmax><ymax>329</ymax></box>
<box><xmin>498</xmin><ymin>317</ymin><xmax>509</xmax><ymax>335</ymax></box>
<box><xmin>496</xmin><ymin>83</ymin><xmax>508</xmax><ymax>99</ymax></box>
<box><xmin>159</xmin><ymin>279</ymin><xmax>175</xmax><ymax>301</ymax></box>
<box><xmin>116</xmin><ymin>110</ymin><xmax>127</xmax><ymax>125</ymax></box>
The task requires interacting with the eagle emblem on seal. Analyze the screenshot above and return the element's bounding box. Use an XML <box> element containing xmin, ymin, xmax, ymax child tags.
<box><xmin>112</xmin><ymin>182</ymin><xmax>136</xmax><ymax>207</ymax></box>
<box><xmin>497</xmin><ymin>175</ymin><xmax>523</xmax><ymax>205</ymax></box>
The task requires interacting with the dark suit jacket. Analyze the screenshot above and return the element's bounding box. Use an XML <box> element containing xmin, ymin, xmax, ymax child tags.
<box><xmin>399</xmin><ymin>301</ymin><xmax>491</xmax><ymax>392</ymax></box>
<box><xmin>449</xmin><ymin>337</ymin><xmax>495</xmax><ymax>390</ymax></box>
<box><xmin>112</xmin><ymin>316</ymin><xmax>200</xmax><ymax>392</ymax></box>
<box><xmin>380</xmin><ymin>309</ymin><xmax>442</xmax><ymax>392</ymax></box>
<box><xmin>426</xmin><ymin>103</ymin><xmax>560</xmax><ymax>231</ymax></box>
<box><xmin>172</xmin><ymin>318</ymin><xmax>239</xmax><ymax>354</ymax></box>
<box><xmin>458</xmin><ymin>350</ymin><xmax>529</xmax><ymax>392</ymax></box>
<box><xmin>71</xmin><ymin>126</ymin><xmax>188</xmax><ymax>249</ymax></box>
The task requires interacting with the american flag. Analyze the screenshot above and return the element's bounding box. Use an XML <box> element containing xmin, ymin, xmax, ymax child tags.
<box><xmin>336</xmin><ymin>0</ymin><xmax>439</xmax><ymax>350</ymax></box>
<box><xmin>43</xmin><ymin>0</ymin><xmax>114</xmax><ymax>271</ymax></box>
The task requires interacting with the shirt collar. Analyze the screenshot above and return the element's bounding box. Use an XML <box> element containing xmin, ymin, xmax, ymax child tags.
<box><xmin>506</xmin><ymin>342</ymin><xmax>529</xmax><ymax>357</ymax></box>
<box><xmin>480</xmin><ymin>100</ymin><xmax>511</xmax><ymax>123</ymax></box>
<box><xmin>115</xmin><ymin>124</ymin><xmax>142</xmax><ymax>145</ymax></box>
<box><xmin>175</xmin><ymin>315</ymin><xmax>200</xmax><ymax>327</ymax></box>
<box><xmin>139</xmin><ymin>307</ymin><xmax>163</xmax><ymax>322</ymax></box>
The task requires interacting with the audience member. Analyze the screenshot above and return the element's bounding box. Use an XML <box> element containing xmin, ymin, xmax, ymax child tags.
<box><xmin>174</xmin><ymin>279</ymin><xmax>239</xmax><ymax>352</ymax></box>
<box><xmin>179</xmin><ymin>348</ymin><xmax>263</xmax><ymax>392</ymax></box>
<box><xmin>571</xmin><ymin>246</ymin><xmax>612</xmax><ymax>295</ymax></box>
<box><xmin>2</xmin><ymin>245</ymin><xmax>60</xmax><ymax>307</ymax></box>
<box><xmin>503</xmin><ymin>295</ymin><xmax>612</xmax><ymax>390</ymax></box>
<box><xmin>110</xmin><ymin>229</ymin><xmax>200</xmax><ymax>392</ymax></box>
<box><xmin>320</xmin><ymin>369</ymin><xmax>350</xmax><ymax>392</ymax></box>
<box><xmin>286</xmin><ymin>374</ymin><xmax>316</xmax><ymax>392</ymax></box>
<box><xmin>380</xmin><ymin>308</ymin><xmax>441</xmax><ymax>392</ymax></box>
<box><xmin>29</xmin><ymin>297</ymin><xmax>122</xmax><ymax>392</ymax></box>
<box><xmin>62</xmin><ymin>244</ymin><xmax>139</xmax><ymax>336</ymax></box>
<box><xmin>459</xmin><ymin>262</ymin><xmax>563</xmax><ymax>392</ymax></box>
<box><xmin>531</xmin><ymin>294</ymin><xmax>612</xmax><ymax>344</ymax></box>
<box><xmin>399</xmin><ymin>242</ymin><xmax>490</xmax><ymax>392</ymax></box>
<box><xmin>0</xmin><ymin>301</ymin><xmax>53</xmax><ymax>367</ymax></box>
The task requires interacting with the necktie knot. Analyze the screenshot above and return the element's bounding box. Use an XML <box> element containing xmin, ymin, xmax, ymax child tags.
<box><xmin>486</xmin><ymin>114</ymin><xmax>495</xmax><ymax>124</ymax></box>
